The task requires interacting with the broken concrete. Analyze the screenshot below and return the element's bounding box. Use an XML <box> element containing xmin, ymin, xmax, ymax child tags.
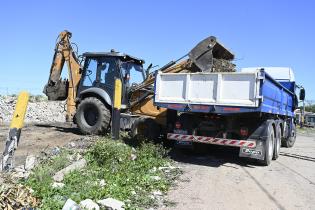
<box><xmin>25</xmin><ymin>155</ymin><xmax>37</xmax><ymax>171</ymax></box>
<box><xmin>62</xmin><ymin>198</ymin><xmax>81</xmax><ymax>210</ymax></box>
<box><xmin>97</xmin><ymin>198</ymin><xmax>125</xmax><ymax>210</ymax></box>
<box><xmin>80</xmin><ymin>199</ymin><xmax>100</xmax><ymax>210</ymax></box>
<box><xmin>53</xmin><ymin>159</ymin><xmax>87</xmax><ymax>182</ymax></box>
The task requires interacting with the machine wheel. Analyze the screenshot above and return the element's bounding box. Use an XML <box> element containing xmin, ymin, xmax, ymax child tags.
<box><xmin>273</xmin><ymin>122</ymin><xmax>281</xmax><ymax>160</ymax></box>
<box><xmin>282</xmin><ymin>123</ymin><xmax>296</xmax><ymax>148</ymax></box>
<box><xmin>130</xmin><ymin>117</ymin><xmax>160</xmax><ymax>141</ymax></box>
<box><xmin>260</xmin><ymin>123</ymin><xmax>275</xmax><ymax>166</ymax></box>
<box><xmin>76</xmin><ymin>97</ymin><xmax>111</xmax><ymax>135</ymax></box>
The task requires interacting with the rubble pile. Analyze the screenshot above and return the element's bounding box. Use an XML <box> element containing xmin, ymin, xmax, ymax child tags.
<box><xmin>0</xmin><ymin>95</ymin><xmax>66</xmax><ymax>123</ymax></box>
<box><xmin>0</xmin><ymin>175</ymin><xmax>40</xmax><ymax>209</ymax></box>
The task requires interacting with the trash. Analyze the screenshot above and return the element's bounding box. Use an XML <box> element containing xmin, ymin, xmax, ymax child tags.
<box><xmin>99</xmin><ymin>179</ymin><xmax>106</xmax><ymax>187</ymax></box>
<box><xmin>53</xmin><ymin>159</ymin><xmax>87</xmax><ymax>182</ymax></box>
<box><xmin>51</xmin><ymin>147</ymin><xmax>61</xmax><ymax>156</ymax></box>
<box><xmin>150</xmin><ymin>176</ymin><xmax>161</xmax><ymax>181</ymax></box>
<box><xmin>152</xmin><ymin>190</ymin><xmax>163</xmax><ymax>196</ymax></box>
<box><xmin>69</xmin><ymin>142</ymin><xmax>76</xmax><ymax>148</ymax></box>
<box><xmin>52</xmin><ymin>182</ymin><xmax>65</xmax><ymax>189</ymax></box>
<box><xmin>97</xmin><ymin>198</ymin><xmax>125</xmax><ymax>210</ymax></box>
<box><xmin>130</xmin><ymin>154</ymin><xmax>137</xmax><ymax>161</ymax></box>
<box><xmin>11</xmin><ymin>166</ymin><xmax>30</xmax><ymax>179</ymax></box>
<box><xmin>68</xmin><ymin>153</ymin><xmax>82</xmax><ymax>162</ymax></box>
<box><xmin>80</xmin><ymin>199</ymin><xmax>100</xmax><ymax>210</ymax></box>
<box><xmin>25</xmin><ymin>155</ymin><xmax>37</xmax><ymax>171</ymax></box>
<box><xmin>62</xmin><ymin>198</ymin><xmax>81</xmax><ymax>210</ymax></box>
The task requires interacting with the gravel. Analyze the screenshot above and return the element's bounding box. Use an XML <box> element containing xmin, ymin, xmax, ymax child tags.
<box><xmin>0</xmin><ymin>95</ymin><xmax>66</xmax><ymax>123</ymax></box>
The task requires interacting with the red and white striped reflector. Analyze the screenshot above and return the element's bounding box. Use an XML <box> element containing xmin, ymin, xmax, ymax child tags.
<box><xmin>167</xmin><ymin>133</ymin><xmax>256</xmax><ymax>148</ymax></box>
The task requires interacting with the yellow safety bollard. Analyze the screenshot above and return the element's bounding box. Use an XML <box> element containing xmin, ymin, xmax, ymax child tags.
<box><xmin>10</xmin><ymin>91</ymin><xmax>29</xmax><ymax>130</ymax></box>
<box><xmin>112</xmin><ymin>79</ymin><xmax>122</xmax><ymax>139</ymax></box>
<box><xmin>1</xmin><ymin>91</ymin><xmax>29</xmax><ymax>171</ymax></box>
<box><xmin>113</xmin><ymin>79</ymin><xmax>122</xmax><ymax>109</ymax></box>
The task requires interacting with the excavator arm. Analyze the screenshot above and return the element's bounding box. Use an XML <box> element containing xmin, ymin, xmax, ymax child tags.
<box><xmin>43</xmin><ymin>31</ymin><xmax>82</xmax><ymax>121</ymax></box>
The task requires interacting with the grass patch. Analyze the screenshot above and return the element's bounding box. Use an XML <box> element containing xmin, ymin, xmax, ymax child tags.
<box><xmin>24</xmin><ymin>138</ymin><xmax>180</xmax><ymax>209</ymax></box>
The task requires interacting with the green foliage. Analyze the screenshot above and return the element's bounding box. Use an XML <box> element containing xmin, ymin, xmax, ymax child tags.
<box><xmin>305</xmin><ymin>104</ymin><xmax>315</xmax><ymax>113</ymax></box>
<box><xmin>25</xmin><ymin>138</ymin><xmax>180</xmax><ymax>209</ymax></box>
<box><xmin>25</xmin><ymin>150</ymin><xmax>70</xmax><ymax>208</ymax></box>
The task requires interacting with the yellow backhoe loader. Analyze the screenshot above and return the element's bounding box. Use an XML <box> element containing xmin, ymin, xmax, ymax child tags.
<box><xmin>43</xmin><ymin>30</ymin><xmax>234</xmax><ymax>139</ymax></box>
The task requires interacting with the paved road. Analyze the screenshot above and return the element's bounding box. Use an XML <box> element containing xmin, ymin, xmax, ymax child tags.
<box><xmin>162</xmin><ymin>133</ymin><xmax>315</xmax><ymax>210</ymax></box>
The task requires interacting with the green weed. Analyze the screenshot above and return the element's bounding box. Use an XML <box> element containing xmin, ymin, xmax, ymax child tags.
<box><xmin>25</xmin><ymin>138</ymin><xmax>180</xmax><ymax>209</ymax></box>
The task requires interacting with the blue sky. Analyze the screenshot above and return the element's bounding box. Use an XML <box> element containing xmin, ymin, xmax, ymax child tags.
<box><xmin>0</xmin><ymin>0</ymin><xmax>314</xmax><ymax>100</ymax></box>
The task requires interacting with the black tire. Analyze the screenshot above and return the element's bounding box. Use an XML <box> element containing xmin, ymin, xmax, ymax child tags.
<box><xmin>76</xmin><ymin>97</ymin><xmax>111</xmax><ymax>135</ymax></box>
<box><xmin>260</xmin><ymin>123</ymin><xmax>275</xmax><ymax>166</ymax></box>
<box><xmin>130</xmin><ymin>117</ymin><xmax>160</xmax><ymax>141</ymax></box>
<box><xmin>282</xmin><ymin>123</ymin><xmax>296</xmax><ymax>148</ymax></box>
<box><xmin>273</xmin><ymin>123</ymin><xmax>281</xmax><ymax>160</ymax></box>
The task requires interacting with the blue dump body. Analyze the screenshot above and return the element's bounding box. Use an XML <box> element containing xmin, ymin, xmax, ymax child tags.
<box><xmin>154</xmin><ymin>70</ymin><xmax>297</xmax><ymax>117</ymax></box>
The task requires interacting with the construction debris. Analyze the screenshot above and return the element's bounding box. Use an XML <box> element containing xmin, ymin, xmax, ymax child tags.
<box><xmin>62</xmin><ymin>198</ymin><xmax>80</xmax><ymax>210</ymax></box>
<box><xmin>10</xmin><ymin>166</ymin><xmax>30</xmax><ymax>180</ymax></box>
<box><xmin>0</xmin><ymin>95</ymin><xmax>66</xmax><ymax>124</ymax></box>
<box><xmin>80</xmin><ymin>199</ymin><xmax>100</xmax><ymax>210</ymax></box>
<box><xmin>53</xmin><ymin>158</ymin><xmax>87</xmax><ymax>182</ymax></box>
<box><xmin>0</xmin><ymin>176</ymin><xmax>39</xmax><ymax>209</ymax></box>
<box><xmin>97</xmin><ymin>198</ymin><xmax>125</xmax><ymax>210</ymax></box>
<box><xmin>212</xmin><ymin>58</ymin><xmax>236</xmax><ymax>72</ymax></box>
<box><xmin>24</xmin><ymin>155</ymin><xmax>37</xmax><ymax>171</ymax></box>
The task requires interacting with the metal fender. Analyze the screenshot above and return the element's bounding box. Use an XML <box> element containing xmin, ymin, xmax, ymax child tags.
<box><xmin>79</xmin><ymin>88</ymin><xmax>112</xmax><ymax>107</ymax></box>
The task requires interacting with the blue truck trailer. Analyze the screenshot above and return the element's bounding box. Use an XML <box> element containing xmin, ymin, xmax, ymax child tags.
<box><xmin>154</xmin><ymin>67</ymin><xmax>305</xmax><ymax>165</ymax></box>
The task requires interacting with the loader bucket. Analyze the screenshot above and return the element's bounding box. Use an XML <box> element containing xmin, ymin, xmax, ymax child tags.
<box><xmin>189</xmin><ymin>36</ymin><xmax>234</xmax><ymax>72</ymax></box>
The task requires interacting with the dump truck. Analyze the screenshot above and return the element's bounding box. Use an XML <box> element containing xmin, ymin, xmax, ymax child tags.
<box><xmin>44</xmin><ymin>31</ymin><xmax>235</xmax><ymax>138</ymax></box>
<box><xmin>154</xmin><ymin>67</ymin><xmax>305</xmax><ymax>165</ymax></box>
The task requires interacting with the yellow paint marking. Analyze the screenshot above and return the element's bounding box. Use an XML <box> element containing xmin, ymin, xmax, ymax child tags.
<box><xmin>10</xmin><ymin>91</ymin><xmax>29</xmax><ymax>129</ymax></box>
<box><xmin>114</xmin><ymin>79</ymin><xmax>122</xmax><ymax>109</ymax></box>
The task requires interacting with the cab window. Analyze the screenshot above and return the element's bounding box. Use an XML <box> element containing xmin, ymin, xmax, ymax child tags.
<box><xmin>121</xmin><ymin>62</ymin><xmax>144</xmax><ymax>87</ymax></box>
<box><xmin>82</xmin><ymin>59</ymin><xmax>97</xmax><ymax>87</ymax></box>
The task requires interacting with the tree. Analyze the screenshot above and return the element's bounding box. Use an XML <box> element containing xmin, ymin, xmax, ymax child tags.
<box><xmin>305</xmin><ymin>100</ymin><xmax>315</xmax><ymax>113</ymax></box>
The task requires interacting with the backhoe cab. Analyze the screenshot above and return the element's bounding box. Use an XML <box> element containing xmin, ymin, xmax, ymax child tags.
<box><xmin>75</xmin><ymin>51</ymin><xmax>146</xmax><ymax>134</ymax></box>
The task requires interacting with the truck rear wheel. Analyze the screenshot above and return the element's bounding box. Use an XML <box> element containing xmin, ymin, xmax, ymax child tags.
<box><xmin>76</xmin><ymin>97</ymin><xmax>111</xmax><ymax>135</ymax></box>
<box><xmin>130</xmin><ymin>117</ymin><xmax>160</xmax><ymax>141</ymax></box>
<box><xmin>273</xmin><ymin>123</ymin><xmax>281</xmax><ymax>160</ymax></box>
<box><xmin>282</xmin><ymin>123</ymin><xmax>296</xmax><ymax>148</ymax></box>
<box><xmin>260</xmin><ymin>123</ymin><xmax>275</xmax><ymax>166</ymax></box>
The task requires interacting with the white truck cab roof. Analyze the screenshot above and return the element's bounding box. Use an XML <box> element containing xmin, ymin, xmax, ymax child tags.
<box><xmin>241</xmin><ymin>67</ymin><xmax>295</xmax><ymax>82</ymax></box>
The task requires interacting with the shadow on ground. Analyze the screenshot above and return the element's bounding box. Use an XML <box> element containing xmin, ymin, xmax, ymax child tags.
<box><xmin>33</xmin><ymin>123</ymin><xmax>82</xmax><ymax>135</ymax></box>
<box><xmin>166</xmin><ymin>142</ymin><xmax>260</xmax><ymax>168</ymax></box>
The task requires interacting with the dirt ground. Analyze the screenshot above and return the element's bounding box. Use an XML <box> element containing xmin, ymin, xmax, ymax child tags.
<box><xmin>1</xmin><ymin>124</ymin><xmax>314</xmax><ymax>210</ymax></box>
<box><xmin>0</xmin><ymin>123</ymin><xmax>82</xmax><ymax>166</ymax></box>
<box><xmin>162</xmin><ymin>132</ymin><xmax>315</xmax><ymax>210</ymax></box>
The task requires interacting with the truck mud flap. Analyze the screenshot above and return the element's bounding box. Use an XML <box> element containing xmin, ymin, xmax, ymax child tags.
<box><xmin>239</xmin><ymin>140</ymin><xmax>265</xmax><ymax>160</ymax></box>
